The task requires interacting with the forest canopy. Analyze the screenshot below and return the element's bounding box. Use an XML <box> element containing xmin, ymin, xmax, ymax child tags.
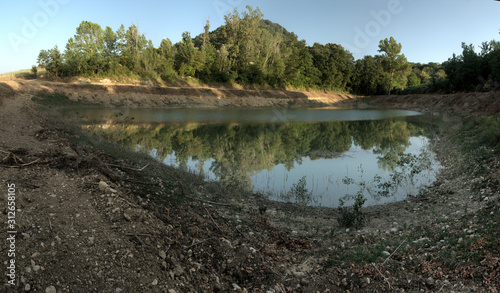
<box><xmin>36</xmin><ymin>6</ymin><xmax>500</xmax><ymax>95</ymax></box>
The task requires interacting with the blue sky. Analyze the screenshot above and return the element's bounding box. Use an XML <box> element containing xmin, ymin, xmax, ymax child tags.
<box><xmin>1</xmin><ymin>0</ymin><xmax>499</xmax><ymax>74</ymax></box>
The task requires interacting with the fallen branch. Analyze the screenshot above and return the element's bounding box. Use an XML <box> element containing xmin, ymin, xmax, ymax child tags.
<box><xmin>183</xmin><ymin>238</ymin><xmax>215</xmax><ymax>250</ymax></box>
<box><xmin>182</xmin><ymin>194</ymin><xmax>233</xmax><ymax>207</ymax></box>
<box><xmin>1</xmin><ymin>156</ymin><xmax>40</xmax><ymax>168</ymax></box>
<box><xmin>124</xmin><ymin>179</ymin><xmax>161</xmax><ymax>186</ymax></box>
<box><xmin>372</xmin><ymin>263</ymin><xmax>393</xmax><ymax>290</ymax></box>
<box><xmin>108</xmin><ymin>163</ymin><xmax>149</xmax><ymax>172</ymax></box>
<box><xmin>234</xmin><ymin>226</ymin><xmax>248</xmax><ymax>240</ymax></box>
<box><xmin>205</xmin><ymin>207</ymin><xmax>221</xmax><ymax>231</ymax></box>
<box><xmin>383</xmin><ymin>239</ymin><xmax>407</xmax><ymax>265</ymax></box>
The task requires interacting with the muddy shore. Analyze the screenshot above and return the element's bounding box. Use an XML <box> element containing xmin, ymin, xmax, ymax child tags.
<box><xmin>1</xmin><ymin>80</ymin><xmax>498</xmax><ymax>292</ymax></box>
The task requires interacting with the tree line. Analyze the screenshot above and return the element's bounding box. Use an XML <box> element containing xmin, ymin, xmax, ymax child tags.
<box><xmin>36</xmin><ymin>6</ymin><xmax>500</xmax><ymax>95</ymax></box>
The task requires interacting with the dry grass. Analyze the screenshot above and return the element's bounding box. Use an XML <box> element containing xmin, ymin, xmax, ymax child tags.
<box><xmin>0</xmin><ymin>68</ymin><xmax>46</xmax><ymax>81</ymax></box>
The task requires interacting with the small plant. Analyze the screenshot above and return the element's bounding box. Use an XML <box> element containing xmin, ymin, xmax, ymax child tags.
<box><xmin>31</xmin><ymin>65</ymin><xmax>37</xmax><ymax>78</ymax></box>
<box><xmin>337</xmin><ymin>191</ymin><xmax>367</xmax><ymax>229</ymax></box>
<box><xmin>280</xmin><ymin>176</ymin><xmax>313</xmax><ymax>207</ymax></box>
<box><xmin>337</xmin><ymin>175</ymin><xmax>367</xmax><ymax>228</ymax></box>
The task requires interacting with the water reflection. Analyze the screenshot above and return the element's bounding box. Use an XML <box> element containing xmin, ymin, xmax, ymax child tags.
<box><xmin>82</xmin><ymin>116</ymin><xmax>441</xmax><ymax>207</ymax></box>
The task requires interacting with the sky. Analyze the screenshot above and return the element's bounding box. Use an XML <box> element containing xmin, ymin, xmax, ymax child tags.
<box><xmin>1</xmin><ymin>0</ymin><xmax>499</xmax><ymax>74</ymax></box>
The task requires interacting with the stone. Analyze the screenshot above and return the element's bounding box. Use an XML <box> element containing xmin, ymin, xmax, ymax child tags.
<box><xmin>98</xmin><ymin>181</ymin><xmax>109</xmax><ymax>191</ymax></box>
<box><xmin>412</xmin><ymin>237</ymin><xmax>430</xmax><ymax>244</ymax></box>
<box><xmin>24</xmin><ymin>284</ymin><xmax>31</xmax><ymax>291</ymax></box>
<box><xmin>33</xmin><ymin>265</ymin><xmax>41</xmax><ymax>272</ymax></box>
<box><xmin>45</xmin><ymin>286</ymin><xmax>57</xmax><ymax>293</ymax></box>
<box><xmin>151</xmin><ymin>279</ymin><xmax>158</xmax><ymax>286</ymax></box>
<box><xmin>159</xmin><ymin>250</ymin><xmax>167</xmax><ymax>259</ymax></box>
<box><xmin>341</xmin><ymin>278</ymin><xmax>348</xmax><ymax>287</ymax></box>
<box><xmin>426</xmin><ymin>277</ymin><xmax>435</xmax><ymax>286</ymax></box>
<box><xmin>382</xmin><ymin>251</ymin><xmax>391</xmax><ymax>257</ymax></box>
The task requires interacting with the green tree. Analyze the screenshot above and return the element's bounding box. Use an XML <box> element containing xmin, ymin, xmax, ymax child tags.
<box><xmin>37</xmin><ymin>46</ymin><xmax>63</xmax><ymax>77</ymax></box>
<box><xmin>72</xmin><ymin>21</ymin><xmax>106</xmax><ymax>75</ymax></box>
<box><xmin>377</xmin><ymin>37</ymin><xmax>410</xmax><ymax>95</ymax></box>
<box><xmin>352</xmin><ymin>55</ymin><xmax>386</xmax><ymax>95</ymax></box>
<box><xmin>157</xmin><ymin>38</ymin><xmax>176</xmax><ymax>80</ymax></box>
<box><xmin>175</xmin><ymin>32</ymin><xmax>197</xmax><ymax>76</ymax></box>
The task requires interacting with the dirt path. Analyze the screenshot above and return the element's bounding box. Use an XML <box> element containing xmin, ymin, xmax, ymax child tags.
<box><xmin>1</xmin><ymin>83</ymin><xmax>499</xmax><ymax>292</ymax></box>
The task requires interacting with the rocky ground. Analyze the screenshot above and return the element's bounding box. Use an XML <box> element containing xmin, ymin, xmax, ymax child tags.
<box><xmin>0</xmin><ymin>81</ymin><xmax>499</xmax><ymax>292</ymax></box>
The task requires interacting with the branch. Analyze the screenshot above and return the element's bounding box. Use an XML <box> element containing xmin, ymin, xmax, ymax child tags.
<box><xmin>383</xmin><ymin>239</ymin><xmax>406</xmax><ymax>265</ymax></box>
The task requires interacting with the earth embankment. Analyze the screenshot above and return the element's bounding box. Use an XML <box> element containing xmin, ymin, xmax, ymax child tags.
<box><xmin>0</xmin><ymin>79</ymin><xmax>355</xmax><ymax>108</ymax></box>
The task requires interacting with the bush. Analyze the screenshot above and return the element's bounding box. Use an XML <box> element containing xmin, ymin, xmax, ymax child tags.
<box><xmin>337</xmin><ymin>191</ymin><xmax>367</xmax><ymax>229</ymax></box>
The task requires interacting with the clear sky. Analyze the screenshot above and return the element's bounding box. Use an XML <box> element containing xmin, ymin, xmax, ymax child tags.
<box><xmin>1</xmin><ymin>0</ymin><xmax>499</xmax><ymax>74</ymax></box>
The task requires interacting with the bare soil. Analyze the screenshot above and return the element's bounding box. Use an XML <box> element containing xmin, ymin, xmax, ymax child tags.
<box><xmin>1</xmin><ymin>80</ymin><xmax>499</xmax><ymax>292</ymax></box>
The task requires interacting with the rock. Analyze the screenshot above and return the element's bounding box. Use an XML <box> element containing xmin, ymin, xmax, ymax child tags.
<box><xmin>115</xmin><ymin>288</ymin><xmax>123</xmax><ymax>293</ymax></box>
<box><xmin>151</xmin><ymin>279</ymin><xmax>158</xmax><ymax>286</ymax></box>
<box><xmin>366</xmin><ymin>277</ymin><xmax>371</xmax><ymax>284</ymax></box>
<box><xmin>413</xmin><ymin>237</ymin><xmax>430</xmax><ymax>244</ymax></box>
<box><xmin>98</xmin><ymin>181</ymin><xmax>109</xmax><ymax>191</ymax></box>
<box><xmin>341</xmin><ymin>278</ymin><xmax>348</xmax><ymax>287</ymax></box>
<box><xmin>426</xmin><ymin>277</ymin><xmax>435</xmax><ymax>286</ymax></box>
<box><xmin>382</xmin><ymin>251</ymin><xmax>391</xmax><ymax>257</ymax></box>
<box><xmin>159</xmin><ymin>250</ymin><xmax>167</xmax><ymax>259</ymax></box>
<box><xmin>123</xmin><ymin>208</ymin><xmax>143</xmax><ymax>222</ymax></box>
<box><xmin>24</xmin><ymin>284</ymin><xmax>31</xmax><ymax>291</ymax></box>
<box><xmin>123</xmin><ymin>211</ymin><xmax>132</xmax><ymax>221</ymax></box>
<box><xmin>390</xmin><ymin>227</ymin><xmax>398</xmax><ymax>233</ymax></box>
<box><xmin>33</xmin><ymin>265</ymin><xmax>41</xmax><ymax>272</ymax></box>
<box><xmin>232</xmin><ymin>283</ymin><xmax>242</xmax><ymax>291</ymax></box>
<box><xmin>173</xmin><ymin>264</ymin><xmax>184</xmax><ymax>277</ymax></box>
<box><xmin>168</xmin><ymin>289</ymin><xmax>177</xmax><ymax>293</ymax></box>
<box><xmin>45</xmin><ymin>286</ymin><xmax>56</xmax><ymax>293</ymax></box>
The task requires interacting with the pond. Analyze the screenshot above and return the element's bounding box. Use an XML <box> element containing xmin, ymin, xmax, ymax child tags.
<box><xmin>65</xmin><ymin>107</ymin><xmax>442</xmax><ymax>207</ymax></box>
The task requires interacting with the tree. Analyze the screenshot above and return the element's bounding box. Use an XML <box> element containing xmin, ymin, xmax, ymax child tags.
<box><xmin>174</xmin><ymin>32</ymin><xmax>197</xmax><ymax>76</ymax></box>
<box><xmin>37</xmin><ymin>46</ymin><xmax>63</xmax><ymax>77</ymax></box>
<box><xmin>378</xmin><ymin>37</ymin><xmax>410</xmax><ymax>95</ymax></box>
<box><xmin>157</xmin><ymin>38</ymin><xmax>176</xmax><ymax>80</ymax></box>
<box><xmin>352</xmin><ymin>55</ymin><xmax>387</xmax><ymax>95</ymax></box>
<box><xmin>72</xmin><ymin>21</ymin><xmax>106</xmax><ymax>74</ymax></box>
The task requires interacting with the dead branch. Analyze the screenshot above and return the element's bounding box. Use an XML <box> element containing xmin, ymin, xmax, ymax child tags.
<box><xmin>181</xmin><ymin>194</ymin><xmax>233</xmax><ymax>207</ymax></box>
<box><xmin>107</xmin><ymin>163</ymin><xmax>149</xmax><ymax>172</ymax></box>
<box><xmin>205</xmin><ymin>207</ymin><xmax>221</xmax><ymax>231</ymax></box>
<box><xmin>372</xmin><ymin>263</ymin><xmax>393</xmax><ymax>290</ymax></box>
<box><xmin>383</xmin><ymin>239</ymin><xmax>407</xmax><ymax>265</ymax></box>
<box><xmin>183</xmin><ymin>238</ymin><xmax>215</xmax><ymax>250</ymax></box>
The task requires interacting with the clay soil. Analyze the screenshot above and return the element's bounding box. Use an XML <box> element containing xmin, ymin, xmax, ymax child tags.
<box><xmin>0</xmin><ymin>80</ymin><xmax>499</xmax><ymax>292</ymax></box>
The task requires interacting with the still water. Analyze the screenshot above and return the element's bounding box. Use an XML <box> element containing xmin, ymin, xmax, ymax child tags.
<box><xmin>68</xmin><ymin>107</ymin><xmax>441</xmax><ymax>207</ymax></box>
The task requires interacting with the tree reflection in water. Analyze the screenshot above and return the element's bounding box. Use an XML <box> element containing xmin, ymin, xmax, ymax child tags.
<box><xmin>85</xmin><ymin>118</ymin><xmax>440</xmax><ymax>207</ymax></box>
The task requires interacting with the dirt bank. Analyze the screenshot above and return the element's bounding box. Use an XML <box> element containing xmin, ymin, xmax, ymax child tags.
<box><xmin>1</xmin><ymin>80</ymin><xmax>354</xmax><ymax>108</ymax></box>
<box><xmin>1</xmin><ymin>81</ymin><xmax>499</xmax><ymax>292</ymax></box>
<box><xmin>363</xmin><ymin>91</ymin><xmax>500</xmax><ymax>116</ymax></box>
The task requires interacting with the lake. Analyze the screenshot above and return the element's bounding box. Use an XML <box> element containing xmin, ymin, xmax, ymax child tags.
<box><xmin>66</xmin><ymin>107</ymin><xmax>442</xmax><ymax>207</ymax></box>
